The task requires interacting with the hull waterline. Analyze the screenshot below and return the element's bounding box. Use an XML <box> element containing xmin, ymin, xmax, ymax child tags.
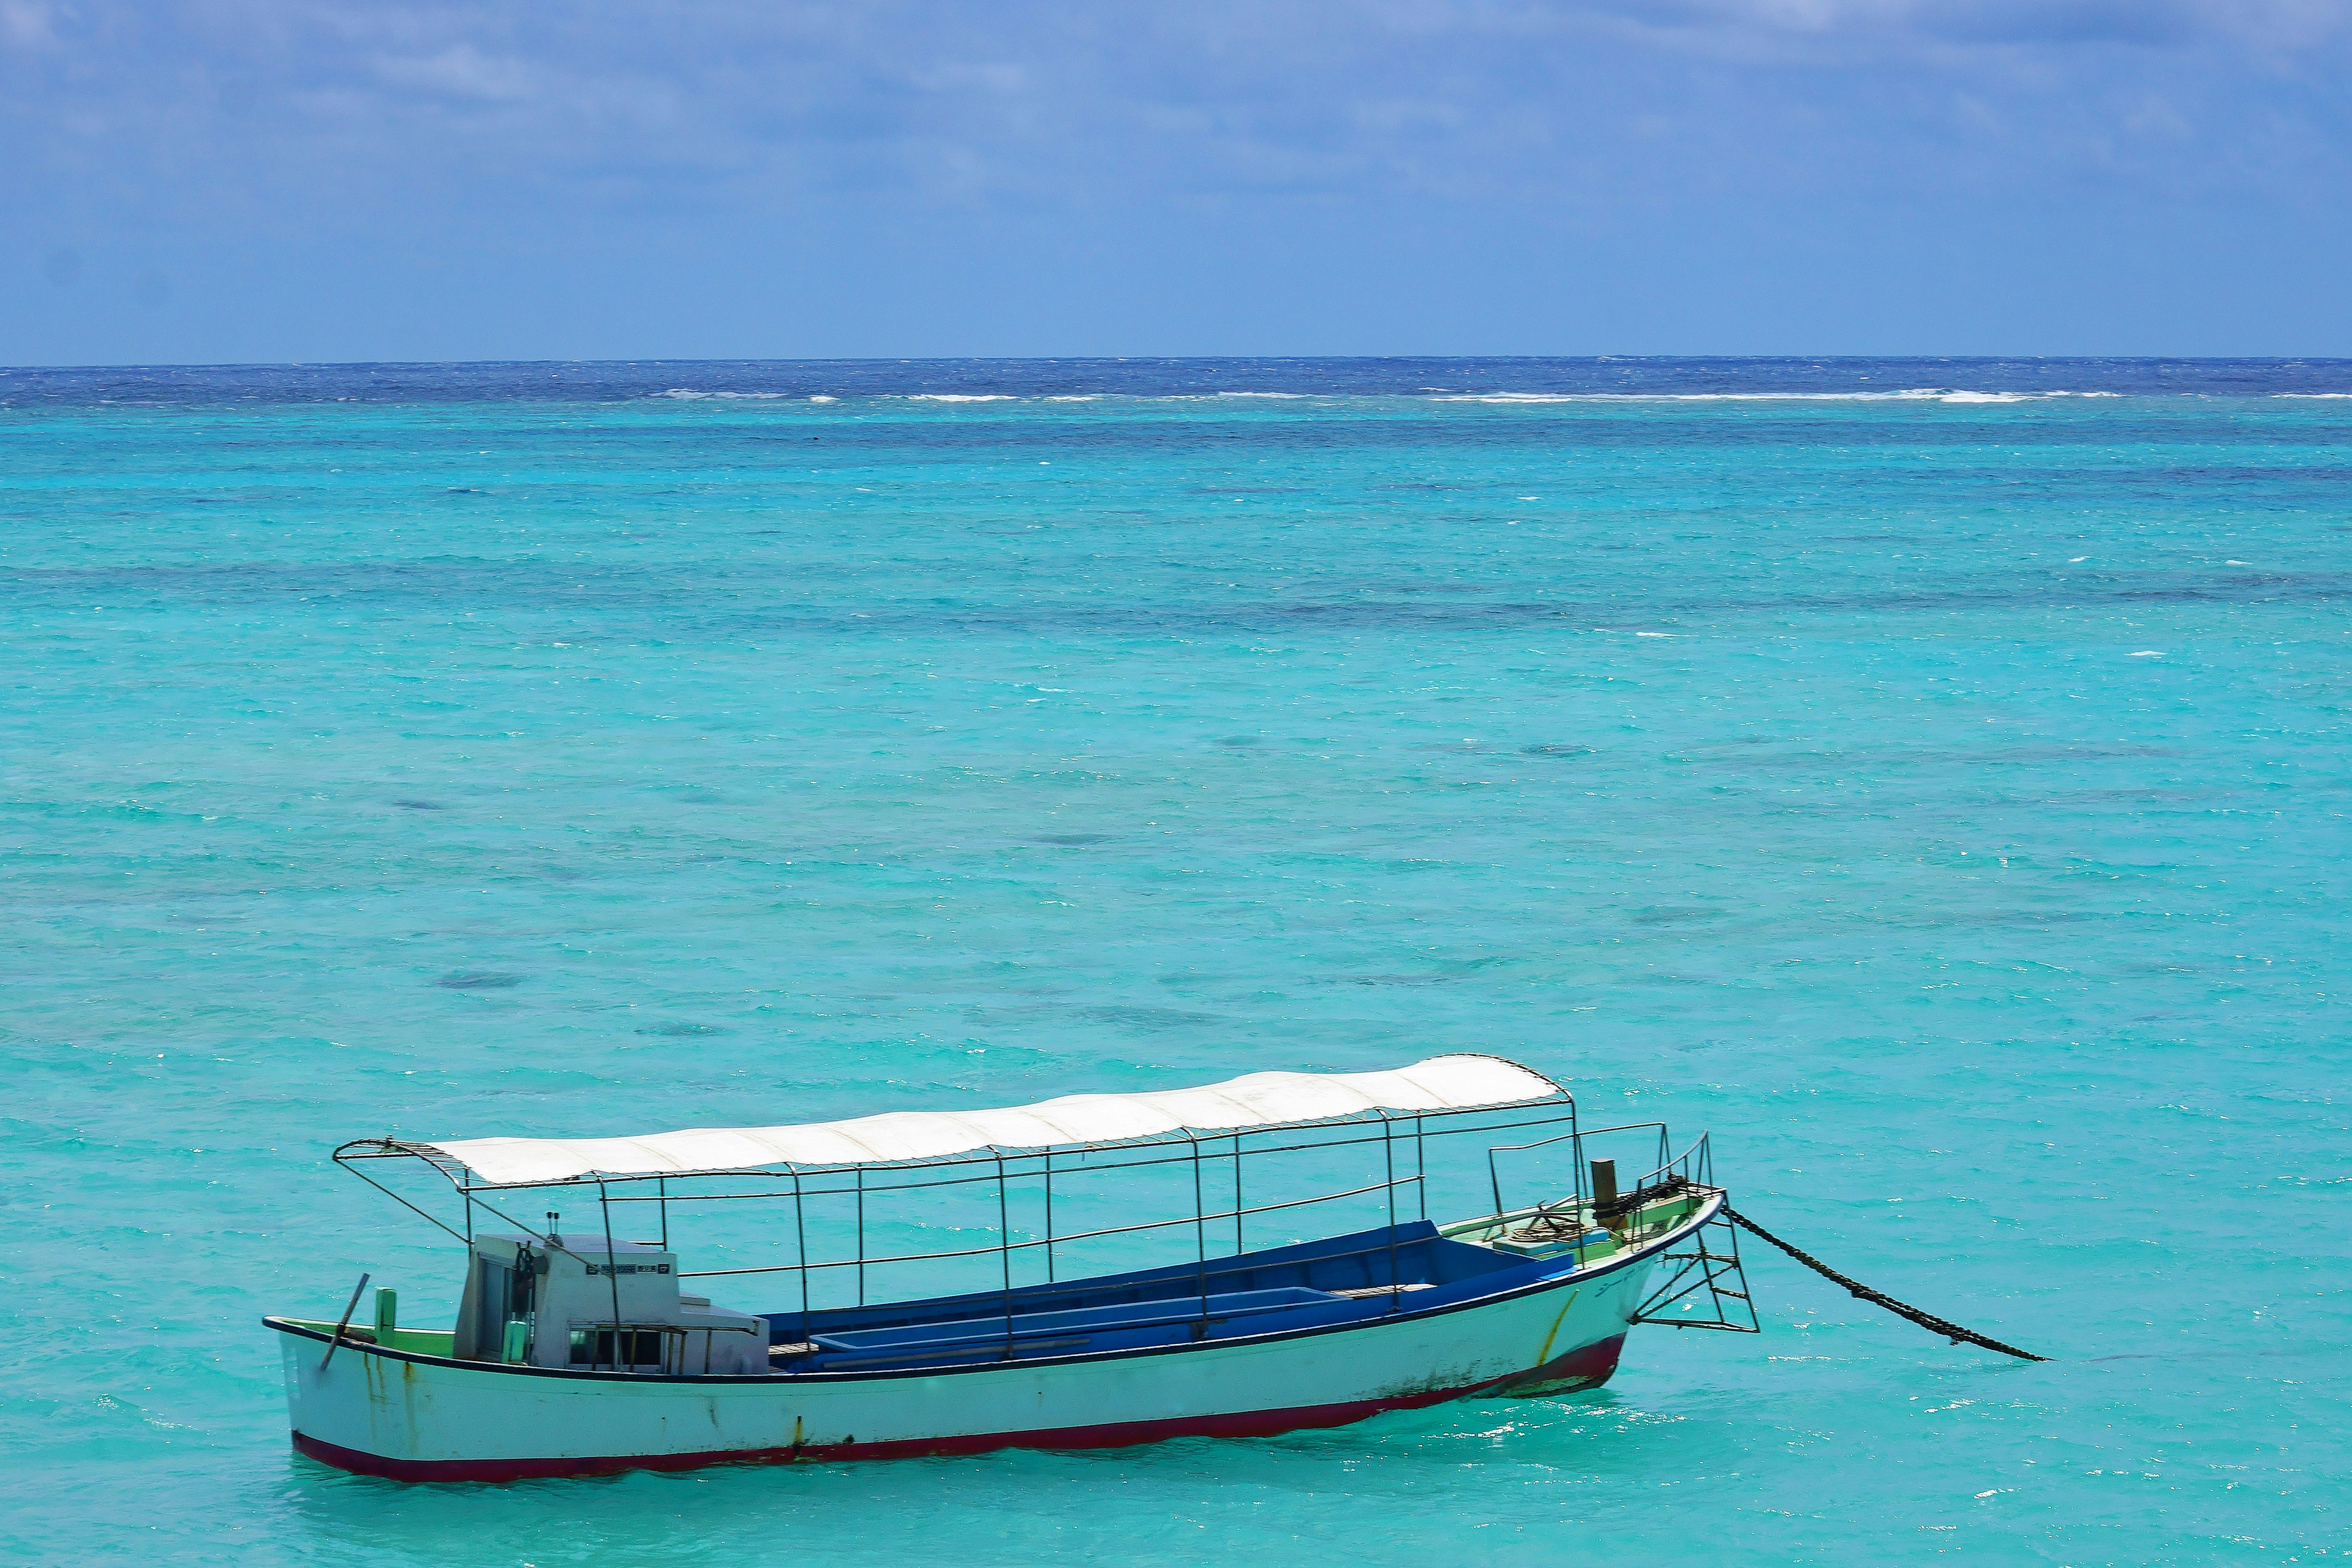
<box><xmin>288</xmin><ymin>1341</ymin><xmax>1624</xmax><ymax>1482</ymax></box>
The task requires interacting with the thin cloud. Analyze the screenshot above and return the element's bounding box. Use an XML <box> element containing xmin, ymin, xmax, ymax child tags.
<box><xmin>4</xmin><ymin>0</ymin><xmax>2351</xmax><ymax>358</ymax></box>
<box><xmin>372</xmin><ymin>43</ymin><xmax>538</xmax><ymax>104</ymax></box>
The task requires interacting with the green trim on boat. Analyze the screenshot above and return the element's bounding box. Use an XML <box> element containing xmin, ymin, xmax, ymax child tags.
<box><xmin>281</xmin><ymin>1316</ymin><xmax>456</xmax><ymax>1356</ymax></box>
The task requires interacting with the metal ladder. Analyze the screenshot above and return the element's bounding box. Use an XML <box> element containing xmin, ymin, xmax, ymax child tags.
<box><xmin>1632</xmin><ymin>1200</ymin><xmax>1760</xmax><ymax>1333</ymax></box>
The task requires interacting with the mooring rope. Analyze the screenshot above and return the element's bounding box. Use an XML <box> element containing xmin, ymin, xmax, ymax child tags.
<box><xmin>1723</xmin><ymin>1205</ymin><xmax>2048</xmax><ymax>1363</ymax></box>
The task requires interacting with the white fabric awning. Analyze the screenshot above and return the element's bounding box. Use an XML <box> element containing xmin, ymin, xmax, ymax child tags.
<box><xmin>418</xmin><ymin>1054</ymin><xmax>1564</xmax><ymax>1186</ymax></box>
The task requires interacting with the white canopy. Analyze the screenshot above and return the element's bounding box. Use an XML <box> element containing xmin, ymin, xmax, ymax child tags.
<box><xmin>419</xmin><ymin>1054</ymin><xmax>1564</xmax><ymax>1186</ymax></box>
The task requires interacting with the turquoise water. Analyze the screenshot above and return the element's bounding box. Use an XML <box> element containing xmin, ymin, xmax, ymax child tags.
<box><xmin>6</xmin><ymin>362</ymin><xmax>2350</xmax><ymax>1564</ymax></box>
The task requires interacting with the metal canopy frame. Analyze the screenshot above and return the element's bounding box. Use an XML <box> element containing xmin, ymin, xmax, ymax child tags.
<box><xmin>328</xmin><ymin>1087</ymin><xmax>1732</xmax><ymax>1374</ymax></box>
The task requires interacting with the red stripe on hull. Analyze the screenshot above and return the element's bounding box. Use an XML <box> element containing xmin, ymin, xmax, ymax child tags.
<box><xmin>292</xmin><ymin>1376</ymin><xmax>1509</xmax><ymax>1482</ymax></box>
<box><xmin>1483</xmin><ymin>1332</ymin><xmax>1627</xmax><ymax>1396</ymax></box>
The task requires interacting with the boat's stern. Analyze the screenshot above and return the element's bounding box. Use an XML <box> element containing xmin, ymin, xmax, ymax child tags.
<box><xmin>270</xmin><ymin>1314</ymin><xmax>453</xmax><ymax>1471</ymax></box>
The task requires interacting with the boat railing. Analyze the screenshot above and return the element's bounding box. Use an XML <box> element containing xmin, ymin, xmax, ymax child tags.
<box><xmin>672</xmin><ymin>1174</ymin><xmax>1424</xmax><ymax>1280</ymax></box>
<box><xmin>1486</xmin><ymin>1119</ymin><xmax>1717</xmax><ymax>1216</ymax></box>
<box><xmin>1480</xmin><ymin>1125</ymin><xmax>1720</xmax><ymax>1243</ymax></box>
<box><xmin>1634</xmin><ymin>1130</ymin><xmax>1717</xmax><ymax>1193</ymax></box>
<box><xmin>1616</xmin><ymin>1132</ymin><xmax>1719</xmax><ymax>1240</ymax></box>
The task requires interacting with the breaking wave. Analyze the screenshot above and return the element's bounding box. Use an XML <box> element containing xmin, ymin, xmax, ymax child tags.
<box><xmin>1427</xmin><ymin>389</ymin><xmax>2122</xmax><ymax>405</ymax></box>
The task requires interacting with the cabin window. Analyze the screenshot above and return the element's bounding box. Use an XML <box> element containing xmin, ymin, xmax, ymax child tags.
<box><xmin>570</xmin><ymin>1329</ymin><xmax>665</xmax><ymax>1368</ymax></box>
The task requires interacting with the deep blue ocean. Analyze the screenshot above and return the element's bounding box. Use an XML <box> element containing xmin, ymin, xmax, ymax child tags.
<box><xmin>5</xmin><ymin>358</ymin><xmax>2348</xmax><ymax>1564</ymax></box>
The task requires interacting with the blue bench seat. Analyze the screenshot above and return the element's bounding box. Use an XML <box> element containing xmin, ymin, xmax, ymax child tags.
<box><xmin>767</xmin><ymin>1221</ymin><xmax>1555</xmax><ymax>1371</ymax></box>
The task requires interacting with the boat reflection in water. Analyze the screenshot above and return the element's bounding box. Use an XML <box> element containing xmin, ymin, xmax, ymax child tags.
<box><xmin>269</xmin><ymin>1055</ymin><xmax>1756</xmax><ymax>1480</ymax></box>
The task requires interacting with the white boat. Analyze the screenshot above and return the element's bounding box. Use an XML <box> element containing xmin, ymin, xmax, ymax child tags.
<box><xmin>270</xmin><ymin>1054</ymin><xmax>1754</xmax><ymax>1479</ymax></box>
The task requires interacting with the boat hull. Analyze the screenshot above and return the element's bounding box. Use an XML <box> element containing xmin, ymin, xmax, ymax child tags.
<box><xmin>272</xmin><ymin>1221</ymin><xmax>1684</xmax><ymax>1481</ymax></box>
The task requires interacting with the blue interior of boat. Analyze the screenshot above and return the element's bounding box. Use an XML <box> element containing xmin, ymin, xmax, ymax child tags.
<box><xmin>762</xmin><ymin>1220</ymin><xmax>1555</xmax><ymax>1372</ymax></box>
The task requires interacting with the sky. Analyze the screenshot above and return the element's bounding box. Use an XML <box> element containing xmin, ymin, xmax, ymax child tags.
<box><xmin>4</xmin><ymin>0</ymin><xmax>2350</xmax><ymax>363</ymax></box>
